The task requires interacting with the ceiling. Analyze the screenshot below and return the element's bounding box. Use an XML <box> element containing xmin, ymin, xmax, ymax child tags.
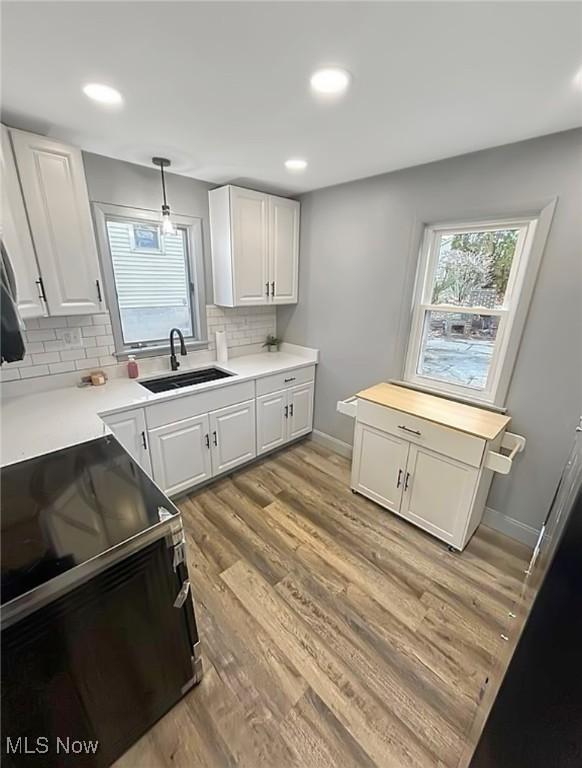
<box><xmin>2</xmin><ymin>1</ymin><xmax>581</xmax><ymax>194</ymax></box>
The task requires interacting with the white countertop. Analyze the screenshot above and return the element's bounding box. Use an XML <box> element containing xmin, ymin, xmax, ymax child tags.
<box><xmin>1</xmin><ymin>345</ymin><xmax>318</xmax><ymax>467</ymax></box>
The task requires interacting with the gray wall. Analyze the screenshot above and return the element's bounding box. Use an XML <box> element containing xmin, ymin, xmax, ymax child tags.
<box><xmin>82</xmin><ymin>152</ymin><xmax>215</xmax><ymax>300</ymax></box>
<box><xmin>278</xmin><ymin>129</ymin><xmax>582</xmax><ymax>534</ymax></box>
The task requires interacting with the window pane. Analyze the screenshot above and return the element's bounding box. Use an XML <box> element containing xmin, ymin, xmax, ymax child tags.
<box><xmin>105</xmin><ymin>220</ymin><xmax>194</xmax><ymax>345</ymax></box>
<box><xmin>417</xmin><ymin>311</ymin><xmax>499</xmax><ymax>390</ymax></box>
<box><xmin>431</xmin><ymin>229</ymin><xmax>520</xmax><ymax>308</ymax></box>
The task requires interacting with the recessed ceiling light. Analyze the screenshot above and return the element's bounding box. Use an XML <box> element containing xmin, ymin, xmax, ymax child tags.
<box><xmin>82</xmin><ymin>83</ymin><xmax>123</xmax><ymax>105</ymax></box>
<box><xmin>310</xmin><ymin>67</ymin><xmax>351</xmax><ymax>96</ymax></box>
<box><xmin>285</xmin><ymin>158</ymin><xmax>308</xmax><ymax>172</ymax></box>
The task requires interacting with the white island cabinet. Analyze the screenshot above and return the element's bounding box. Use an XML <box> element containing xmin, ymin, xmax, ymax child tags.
<box><xmin>340</xmin><ymin>383</ymin><xmax>525</xmax><ymax>551</ymax></box>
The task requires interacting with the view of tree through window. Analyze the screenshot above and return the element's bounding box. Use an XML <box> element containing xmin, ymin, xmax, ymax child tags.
<box><xmin>432</xmin><ymin>229</ymin><xmax>519</xmax><ymax>307</ymax></box>
<box><xmin>417</xmin><ymin>227</ymin><xmax>521</xmax><ymax>391</ymax></box>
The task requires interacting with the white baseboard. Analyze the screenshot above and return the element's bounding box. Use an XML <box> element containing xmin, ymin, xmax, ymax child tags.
<box><xmin>483</xmin><ymin>506</ymin><xmax>539</xmax><ymax>548</ymax></box>
<box><xmin>310</xmin><ymin>429</ymin><xmax>353</xmax><ymax>459</ymax></box>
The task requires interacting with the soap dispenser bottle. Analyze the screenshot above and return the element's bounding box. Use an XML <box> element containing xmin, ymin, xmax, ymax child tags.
<box><xmin>127</xmin><ymin>355</ymin><xmax>139</xmax><ymax>379</ymax></box>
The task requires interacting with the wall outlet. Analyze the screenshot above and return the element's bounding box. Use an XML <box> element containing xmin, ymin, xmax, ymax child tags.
<box><xmin>60</xmin><ymin>328</ymin><xmax>83</xmax><ymax>348</ymax></box>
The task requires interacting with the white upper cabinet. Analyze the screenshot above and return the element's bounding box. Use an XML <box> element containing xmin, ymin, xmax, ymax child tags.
<box><xmin>231</xmin><ymin>187</ymin><xmax>269</xmax><ymax>305</ymax></box>
<box><xmin>269</xmin><ymin>195</ymin><xmax>299</xmax><ymax>304</ymax></box>
<box><xmin>209</xmin><ymin>185</ymin><xmax>299</xmax><ymax>307</ymax></box>
<box><xmin>0</xmin><ymin>126</ymin><xmax>46</xmax><ymax>318</ymax></box>
<box><xmin>10</xmin><ymin>129</ymin><xmax>104</xmax><ymax>316</ymax></box>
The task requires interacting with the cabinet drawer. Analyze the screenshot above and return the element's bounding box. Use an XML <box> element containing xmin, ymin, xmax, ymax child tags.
<box><xmin>146</xmin><ymin>380</ymin><xmax>255</xmax><ymax>429</ymax></box>
<box><xmin>356</xmin><ymin>398</ymin><xmax>485</xmax><ymax>468</ymax></box>
<box><xmin>256</xmin><ymin>365</ymin><xmax>315</xmax><ymax>396</ymax></box>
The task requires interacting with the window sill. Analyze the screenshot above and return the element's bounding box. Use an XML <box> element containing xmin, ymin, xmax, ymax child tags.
<box><xmin>115</xmin><ymin>339</ymin><xmax>209</xmax><ymax>361</ymax></box>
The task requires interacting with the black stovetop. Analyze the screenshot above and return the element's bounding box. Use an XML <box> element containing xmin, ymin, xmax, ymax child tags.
<box><xmin>1</xmin><ymin>436</ymin><xmax>178</xmax><ymax>606</ymax></box>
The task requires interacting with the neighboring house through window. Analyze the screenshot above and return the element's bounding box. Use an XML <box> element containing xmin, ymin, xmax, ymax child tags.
<box><xmin>404</xmin><ymin>203</ymin><xmax>555</xmax><ymax>405</ymax></box>
<box><xmin>93</xmin><ymin>204</ymin><xmax>207</xmax><ymax>356</ymax></box>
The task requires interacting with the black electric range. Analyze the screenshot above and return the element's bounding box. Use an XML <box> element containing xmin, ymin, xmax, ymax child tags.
<box><xmin>1</xmin><ymin>437</ymin><xmax>201</xmax><ymax>767</ymax></box>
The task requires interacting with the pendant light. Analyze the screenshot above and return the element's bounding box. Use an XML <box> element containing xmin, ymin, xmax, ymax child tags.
<box><xmin>152</xmin><ymin>156</ymin><xmax>175</xmax><ymax>235</ymax></box>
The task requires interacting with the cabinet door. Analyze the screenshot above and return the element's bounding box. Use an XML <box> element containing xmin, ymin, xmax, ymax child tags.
<box><xmin>10</xmin><ymin>129</ymin><xmax>103</xmax><ymax>316</ymax></box>
<box><xmin>269</xmin><ymin>196</ymin><xmax>299</xmax><ymax>304</ymax></box>
<box><xmin>148</xmin><ymin>414</ymin><xmax>212</xmax><ymax>496</ymax></box>
<box><xmin>257</xmin><ymin>389</ymin><xmax>288</xmax><ymax>455</ymax></box>
<box><xmin>352</xmin><ymin>423</ymin><xmax>409</xmax><ymax>512</ymax></box>
<box><xmin>288</xmin><ymin>382</ymin><xmax>314</xmax><ymax>440</ymax></box>
<box><xmin>0</xmin><ymin>126</ymin><xmax>45</xmax><ymax>318</ymax></box>
<box><xmin>210</xmin><ymin>399</ymin><xmax>256</xmax><ymax>475</ymax></box>
<box><xmin>102</xmin><ymin>408</ymin><xmax>152</xmax><ymax>476</ymax></box>
<box><xmin>401</xmin><ymin>445</ymin><xmax>478</xmax><ymax>548</ymax></box>
<box><xmin>231</xmin><ymin>187</ymin><xmax>269</xmax><ymax>306</ymax></box>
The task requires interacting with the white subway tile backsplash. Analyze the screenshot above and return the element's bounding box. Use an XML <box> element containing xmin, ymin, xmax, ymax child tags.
<box><xmin>60</xmin><ymin>348</ymin><xmax>87</xmax><ymax>361</ymax></box>
<box><xmin>76</xmin><ymin>357</ymin><xmax>100</xmax><ymax>370</ymax></box>
<box><xmin>20</xmin><ymin>364</ymin><xmax>50</xmax><ymax>378</ymax></box>
<box><xmin>82</xmin><ymin>325</ymin><xmax>107</xmax><ymax>337</ymax></box>
<box><xmin>26</xmin><ymin>329</ymin><xmax>57</xmax><ymax>342</ymax></box>
<box><xmin>32</xmin><ymin>351</ymin><xmax>61</xmax><ymax>365</ymax></box>
<box><xmin>3</xmin><ymin>305</ymin><xmax>276</xmax><ymax>383</ymax></box>
<box><xmin>0</xmin><ymin>367</ymin><xmax>21</xmax><ymax>382</ymax></box>
<box><xmin>43</xmin><ymin>340</ymin><xmax>65</xmax><ymax>352</ymax></box>
<box><xmin>67</xmin><ymin>316</ymin><xmax>93</xmax><ymax>327</ymax></box>
<box><xmin>48</xmin><ymin>361</ymin><xmax>76</xmax><ymax>374</ymax></box>
<box><xmin>26</xmin><ymin>342</ymin><xmax>46</xmax><ymax>354</ymax></box>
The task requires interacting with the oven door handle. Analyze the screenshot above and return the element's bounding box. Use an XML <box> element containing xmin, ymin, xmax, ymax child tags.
<box><xmin>173</xmin><ymin>578</ymin><xmax>191</xmax><ymax>609</ymax></box>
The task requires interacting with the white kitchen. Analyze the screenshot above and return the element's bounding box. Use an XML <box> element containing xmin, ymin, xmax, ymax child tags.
<box><xmin>1</xmin><ymin>3</ymin><xmax>581</xmax><ymax>768</ymax></box>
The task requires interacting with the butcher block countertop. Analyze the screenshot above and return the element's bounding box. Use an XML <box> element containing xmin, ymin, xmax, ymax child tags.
<box><xmin>356</xmin><ymin>382</ymin><xmax>511</xmax><ymax>441</ymax></box>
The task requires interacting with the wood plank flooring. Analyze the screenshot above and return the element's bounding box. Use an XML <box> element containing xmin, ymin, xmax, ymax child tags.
<box><xmin>114</xmin><ymin>440</ymin><xmax>530</xmax><ymax>768</ymax></box>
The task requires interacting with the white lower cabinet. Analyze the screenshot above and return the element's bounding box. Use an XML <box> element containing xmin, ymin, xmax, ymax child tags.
<box><xmin>104</xmin><ymin>367</ymin><xmax>315</xmax><ymax>498</ymax></box>
<box><xmin>400</xmin><ymin>445</ymin><xmax>479</xmax><ymax>545</ymax></box>
<box><xmin>351</xmin><ymin>420</ymin><xmax>480</xmax><ymax>550</ymax></box>
<box><xmin>102</xmin><ymin>408</ymin><xmax>152</xmax><ymax>476</ymax></box>
<box><xmin>149</xmin><ymin>414</ymin><xmax>212</xmax><ymax>497</ymax></box>
<box><xmin>256</xmin><ymin>382</ymin><xmax>315</xmax><ymax>455</ymax></box>
<box><xmin>257</xmin><ymin>390</ymin><xmax>288</xmax><ymax>454</ymax></box>
<box><xmin>288</xmin><ymin>382</ymin><xmax>314</xmax><ymax>440</ymax></box>
<box><xmin>209</xmin><ymin>400</ymin><xmax>256</xmax><ymax>474</ymax></box>
<box><xmin>352</xmin><ymin>424</ymin><xmax>408</xmax><ymax>512</ymax></box>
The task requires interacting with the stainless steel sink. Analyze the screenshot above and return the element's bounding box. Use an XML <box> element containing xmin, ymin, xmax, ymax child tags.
<box><xmin>139</xmin><ymin>367</ymin><xmax>233</xmax><ymax>393</ymax></box>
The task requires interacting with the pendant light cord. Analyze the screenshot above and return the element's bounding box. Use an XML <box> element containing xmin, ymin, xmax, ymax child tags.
<box><xmin>160</xmin><ymin>163</ymin><xmax>168</xmax><ymax>207</ymax></box>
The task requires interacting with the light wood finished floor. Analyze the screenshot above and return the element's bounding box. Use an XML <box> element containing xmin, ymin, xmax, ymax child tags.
<box><xmin>115</xmin><ymin>440</ymin><xmax>530</xmax><ymax>768</ymax></box>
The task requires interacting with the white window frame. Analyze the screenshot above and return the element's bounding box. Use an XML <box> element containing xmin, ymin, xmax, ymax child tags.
<box><xmin>92</xmin><ymin>203</ymin><xmax>207</xmax><ymax>358</ymax></box>
<box><xmin>403</xmin><ymin>201</ymin><xmax>556</xmax><ymax>406</ymax></box>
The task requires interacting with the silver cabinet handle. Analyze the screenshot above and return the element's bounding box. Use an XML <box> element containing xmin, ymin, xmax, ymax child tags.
<box><xmin>173</xmin><ymin>579</ymin><xmax>191</xmax><ymax>609</ymax></box>
<box><xmin>205</xmin><ymin>433</ymin><xmax>210</xmax><ymax>449</ymax></box>
<box><xmin>265</xmin><ymin>282</ymin><xmax>270</xmax><ymax>297</ymax></box>
<box><xmin>284</xmin><ymin>405</ymin><xmax>289</xmax><ymax>418</ymax></box>
<box><xmin>212</xmin><ymin>430</ymin><xmax>218</xmax><ymax>446</ymax></box>
<box><xmin>396</xmin><ymin>469</ymin><xmax>403</xmax><ymax>488</ymax></box>
<box><xmin>141</xmin><ymin>431</ymin><xmax>147</xmax><ymax>450</ymax></box>
<box><xmin>284</xmin><ymin>377</ymin><xmax>296</xmax><ymax>383</ymax></box>
<box><xmin>398</xmin><ymin>425</ymin><xmax>421</xmax><ymax>436</ymax></box>
<box><xmin>289</xmin><ymin>403</ymin><xmax>294</xmax><ymax>416</ymax></box>
<box><xmin>271</xmin><ymin>281</ymin><xmax>275</xmax><ymax>297</ymax></box>
<box><xmin>404</xmin><ymin>472</ymin><xmax>410</xmax><ymax>491</ymax></box>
